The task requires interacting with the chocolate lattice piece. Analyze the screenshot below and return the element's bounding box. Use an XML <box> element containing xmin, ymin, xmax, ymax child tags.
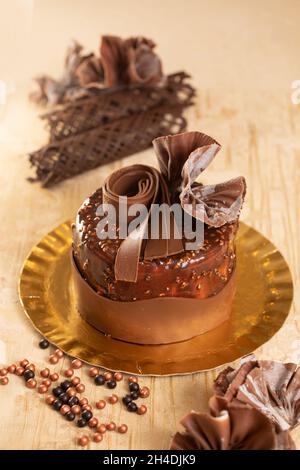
<box><xmin>29</xmin><ymin>104</ymin><xmax>188</xmax><ymax>187</ymax></box>
<box><xmin>41</xmin><ymin>72</ymin><xmax>195</xmax><ymax>141</ymax></box>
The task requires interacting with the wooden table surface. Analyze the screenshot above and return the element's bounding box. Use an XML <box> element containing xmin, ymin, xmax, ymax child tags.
<box><xmin>0</xmin><ymin>0</ymin><xmax>300</xmax><ymax>450</ymax></box>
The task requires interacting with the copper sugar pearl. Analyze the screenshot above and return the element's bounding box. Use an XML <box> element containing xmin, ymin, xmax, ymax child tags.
<box><xmin>0</xmin><ymin>377</ymin><xmax>9</xmax><ymax>385</ymax></box>
<box><xmin>108</xmin><ymin>394</ymin><xmax>118</xmax><ymax>404</ymax></box>
<box><xmin>78</xmin><ymin>435</ymin><xmax>89</xmax><ymax>447</ymax></box>
<box><xmin>42</xmin><ymin>379</ymin><xmax>51</xmax><ymax>387</ymax></box>
<box><xmin>118</xmin><ymin>424</ymin><xmax>128</xmax><ymax>434</ymax></box>
<box><xmin>71</xmin><ymin>376</ymin><xmax>80</xmax><ymax>386</ymax></box>
<box><xmin>76</xmin><ymin>383</ymin><xmax>85</xmax><ymax>393</ymax></box>
<box><xmin>26</xmin><ymin>379</ymin><xmax>37</xmax><ymax>389</ymax></box>
<box><xmin>137</xmin><ymin>404</ymin><xmax>147</xmax><ymax>415</ymax></box>
<box><xmin>20</xmin><ymin>359</ymin><xmax>29</xmax><ymax>368</ymax></box>
<box><xmin>106</xmin><ymin>422</ymin><xmax>116</xmax><ymax>431</ymax></box>
<box><xmin>88</xmin><ymin>367</ymin><xmax>99</xmax><ymax>377</ymax></box>
<box><xmin>96</xmin><ymin>424</ymin><xmax>107</xmax><ymax>434</ymax></box>
<box><xmin>40</xmin><ymin>368</ymin><xmax>50</xmax><ymax>378</ymax></box>
<box><xmin>49</xmin><ymin>355</ymin><xmax>59</xmax><ymax>365</ymax></box>
<box><xmin>38</xmin><ymin>384</ymin><xmax>48</xmax><ymax>394</ymax></box>
<box><xmin>71</xmin><ymin>359</ymin><xmax>83</xmax><ymax>369</ymax></box>
<box><xmin>93</xmin><ymin>433</ymin><xmax>103</xmax><ymax>443</ymax></box>
<box><xmin>64</xmin><ymin>369</ymin><xmax>74</xmax><ymax>378</ymax></box>
<box><xmin>88</xmin><ymin>417</ymin><xmax>99</xmax><ymax>428</ymax></box>
<box><xmin>96</xmin><ymin>400</ymin><xmax>106</xmax><ymax>410</ymax></box>
<box><xmin>46</xmin><ymin>395</ymin><xmax>55</xmax><ymax>405</ymax></box>
<box><xmin>0</xmin><ymin>368</ymin><xmax>8</xmax><ymax>377</ymax></box>
<box><xmin>15</xmin><ymin>367</ymin><xmax>24</xmax><ymax>376</ymax></box>
<box><xmin>54</xmin><ymin>349</ymin><xmax>64</xmax><ymax>359</ymax></box>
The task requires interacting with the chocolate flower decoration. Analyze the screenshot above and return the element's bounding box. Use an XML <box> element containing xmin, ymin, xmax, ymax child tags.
<box><xmin>32</xmin><ymin>35</ymin><xmax>165</xmax><ymax>105</ymax></box>
<box><xmin>170</xmin><ymin>396</ymin><xmax>295</xmax><ymax>450</ymax></box>
<box><xmin>76</xmin><ymin>35</ymin><xmax>164</xmax><ymax>89</ymax></box>
<box><xmin>103</xmin><ymin>131</ymin><xmax>246</xmax><ymax>282</ymax></box>
<box><xmin>214</xmin><ymin>357</ymin><xmax>300</xmax><ymax>431</ymax></box>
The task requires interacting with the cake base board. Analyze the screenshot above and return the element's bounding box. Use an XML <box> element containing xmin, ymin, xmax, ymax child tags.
<box><xmin>18</xmin><ymin>221</ymin><xmax>293</xmax><ymax>376</ymax></box>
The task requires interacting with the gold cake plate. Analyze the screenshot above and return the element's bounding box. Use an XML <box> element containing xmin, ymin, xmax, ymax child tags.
<box><xmin>19</xmin><ymin>221</ymin><xmax>293</xmax><ymax>376</ymax></box>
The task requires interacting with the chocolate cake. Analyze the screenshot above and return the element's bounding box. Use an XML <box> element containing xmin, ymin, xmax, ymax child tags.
<box><xmin>72</xmin><ymin>131</ymin><xmax>246</xmax><ymax>344</ymax></box>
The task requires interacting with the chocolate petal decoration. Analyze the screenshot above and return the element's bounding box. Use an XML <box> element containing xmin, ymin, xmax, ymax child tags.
<box><xmin>100</xmin><ymin>35</ymin><xmax>126</xmax><ymax>87</ymax></box>
<box><xmin>214</xmin><ymin>357</ymin><xmax>300</xmax><ymax>431</ymax></box>
<box><xmin>180</xmin><ymin>177</ymin><xmax>246</xmax><ymax>227</ymax></box>
<box><xmin>153</xmin><ymin>131</ymin><xmax>220</xmax><ymax>196</ymax></box>
<box><xmin>100</xmin><ymin>35</ymin><xmax>165</xmax><ymax>88</ymax></box>
<box><xmin>170</xmin><ymin>396</ymin><xmax>289</xmax><ymax>450</ymax></box>
<box><xmin>153</xmin><ymin>131</ymin><xmax>246</xmax><ymax>227</ymax></box>
<box><xmin>102</xmin><ymin>164</ymin><xmax>183</xmax><ymax>282</ymax></box>
<box><xmin>75</xmin><ymin>54</ymin><xmax>104</xmax><ymax>87</ymax></box>
<box><xmin>124</xmin><ymin>37</ymin><xmax>165</xmax><ymax>87</ymax></box>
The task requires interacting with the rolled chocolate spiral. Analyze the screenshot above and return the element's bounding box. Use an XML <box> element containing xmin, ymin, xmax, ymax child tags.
<box><xmin>102</xmin><ymin>164</ymin><xmax>183</xmax><ymax>282</ymax></box>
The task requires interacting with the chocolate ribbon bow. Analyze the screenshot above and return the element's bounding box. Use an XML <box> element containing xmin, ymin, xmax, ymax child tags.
<box><xmin>102</xmin><ymin>131</ymin><xmax>246</xmax><ymax>282</ymax></box>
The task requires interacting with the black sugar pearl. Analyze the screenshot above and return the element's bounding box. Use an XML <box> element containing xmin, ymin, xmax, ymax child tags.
<box><xmin>127</xmin><ymin>401</ymin><xmax>138</xmax><ymax>412</ymax></box>
<box><xmin>53</xmin><ymin>386</ymin><xmax>63</xmax><ymax>397</ymax></box>
<box><xmin>122</xmin><ymin>395</ymin><xmax>132</xmax><ymax>406</ymax></box>
<box><xmin>59</xmin><ymin>393</ymin><xmax>69</xmax><ymax>404</ymax></box>
<box><xmin>39</xmin><ymin>338</ymin><xmax>50</xmax><ymax>349</ymax></box>
<box><xmin>52</xmin><ymin>399</ymin><xmax>63</xmax><ymax>411</ymax></box>
<box><xmin>61</xmin><ymin>380</ymin><xmax>71</xmax><ymax>391</ymax></box>
<box><xmin>94</xmin><ymin>374</ymin><xmax>105</xmax><ymax>386</ymax></box>
<box><xmin>24</xmin><ymin>369</ymin><xmax>35</xmax><ymax>381</ymax></box>
<box><xmin>106</xmin><ymin>380</ymin><xmax>117</xmax><ymax>389</ymax></box>
<box><xmin>129</xmin><ymin>382</ymin><xmax>139</xmax><ymax>392</ymax></box>
<box><xmin>130</xmin><ymin>391</ymin><xmax>139</xmax><ymax>400</ymax></box>
<box><xmin>81</xmin><ymin>410</ymin><xmax>92</xmax><ymax>421</ymax></box>
<box><xmin>68</xmin><ymin>396</ymin><xmax>79</xmax><ymax>407</ymax></box>
<box><xmin>65</xmin><ymin>412</ymin><xmax>75</xmax><ymax>421</ymax></box>
<box><xmin>77</xmin><ymin>418</ymin><xmax>87</xmax><ymax>428</ymax></box>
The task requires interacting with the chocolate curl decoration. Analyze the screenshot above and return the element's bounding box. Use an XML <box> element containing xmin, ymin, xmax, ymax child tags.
<box><xmin>170</xmin><ymin>396</ymin><xmax>295</xmax><ymax>450</ymax></box>
<box><xmin>103</xmin><ymin>165</ymin><xmax>183</xmax><ymax>282</ymax></box>
<box><xmin>214</xmin><ymin>357</ymin><xmax>300</xmax><ymax>432</ymax></box>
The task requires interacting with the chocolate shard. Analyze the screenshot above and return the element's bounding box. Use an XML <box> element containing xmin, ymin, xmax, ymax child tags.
<box><xmin>170</xmin><ymin>396</ymin><xmax>295</xmax><ymax>450</ymax></box>
<box><xmin>214</xmin><ymin>356</ymin><xmax>300</xmax><ymax>432</ymax></box>
<box><xmin>29</xmin><ymin>104</ymin><xmax>187</xmax><ymax>188</ymax></box>
<box><xmin>40</xmin><ymin>72</ymin><xmax>195</xmax><ymax>142</ymax></box>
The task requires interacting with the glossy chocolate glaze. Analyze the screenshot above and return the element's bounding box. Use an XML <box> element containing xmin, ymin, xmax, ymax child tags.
<box><xmin>72</xmin><ymin>188</ymin><xmax>238</xmax><ymax>302</ymax></box>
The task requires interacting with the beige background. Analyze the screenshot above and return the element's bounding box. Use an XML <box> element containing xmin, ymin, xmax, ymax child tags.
<box><xmin>0</xmin><ymin>0</ymin><xmax>300</xmax><ymax>449</ymax></box>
